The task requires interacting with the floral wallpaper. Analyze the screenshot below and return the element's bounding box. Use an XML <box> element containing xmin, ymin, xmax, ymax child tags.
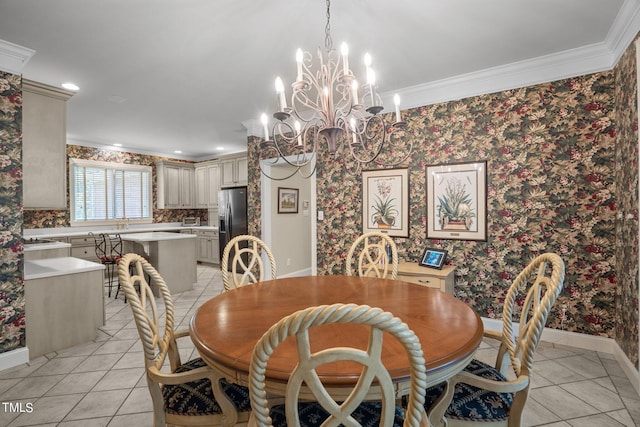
<box><xmin>247</xmin><ymin>47</ymin><xmax>638</xmax><ymax>369</ymax></box>
<box><xmin>247</xmin><ymin>135</ymin><xmax>262</xmax><ymax>238</ymax></box>
<box><xmin>315</xmin><ymin>71</ymin><xmax>619</xmax><ymax>335</ymax></box>
<box><xmin>23</xmin><ymin>145</ymin><xmax>207</xmax><ymax>228</ymax></box>
<box><xmin>614</xmin><ymin>38</ymin><xmax>639</xmax><ymax>369</ymax></box>
<box><xmin>0</xmin><ymin>72</ymin><xmax>25</xmax><ymax>353</ymax></box>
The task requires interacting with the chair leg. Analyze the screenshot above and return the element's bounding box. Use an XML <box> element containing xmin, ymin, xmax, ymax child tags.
<box><xmin>105</xmin><ymin>263</ymin><xmax>114</xmax><ymax>297</ymax></box>
<box><xmin>115</xmin><ymin>280</ymin><xmax>128</xmax><ymax>303</ymax></box>
<box><xmin>114</xmin><ymin>264</ymin><xmax>126</xmax><ymax>302</ymax></box>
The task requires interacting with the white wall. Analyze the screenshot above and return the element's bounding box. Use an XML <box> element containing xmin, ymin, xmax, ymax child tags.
<box><xmin>261</xmin><ymin>162</ymin><xmax>314</xmax><ymax>277</ymax></box>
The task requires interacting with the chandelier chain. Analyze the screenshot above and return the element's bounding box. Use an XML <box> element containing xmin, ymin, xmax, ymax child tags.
<box><xmin>325</xmin><ymin>0</ymin><xmax>332</xmax><ymax>50</ymax></box>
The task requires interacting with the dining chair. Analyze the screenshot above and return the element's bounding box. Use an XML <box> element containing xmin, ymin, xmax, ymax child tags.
<box><xmin>425</xmin><ymin>253</ymin><xmax>565</xmax><ymax>427</ymax></box>
<box><xmin>117</xmin><ymin>253</ymin><xmax>251</xmax><ymax>427</ymax></box>
<box><xmin>249</xmin><ymin>303</ymin><xmax>431</xmax><ymax>427</ymax></box>
<box><xmin>345</xmin><ymin>231</ymin><xmax>399</xmax><ymax>279</ymax></box>
<box><xmin>221</xmin><ymin>234</ymin><xmax>277</xmax><ymax>292</ymax></box>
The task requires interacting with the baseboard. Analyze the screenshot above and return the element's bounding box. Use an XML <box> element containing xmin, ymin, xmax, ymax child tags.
<box><xmin>278</xmin><ymin>268</ymin><xmax>313</xmax><ymax>278</ymax></box>
<box><xmin>614</xmin><ymin>344</ymin><xmax>640</xmax><ymax>396</ymax></box>
<box><xmin>0</xmin><ymin>347</ymin><xmax>29</xmax><ymax>372</ymax></box>
<box><xmin>482</xmin><ymin>317</ymin><xmax>639</xmax><ymax>396</ymax></box>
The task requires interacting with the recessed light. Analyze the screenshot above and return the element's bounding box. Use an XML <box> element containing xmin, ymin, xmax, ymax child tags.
<box><xmin>174</xmin><ymin>150</ymin><xmax>182</xmax><ymax>154</ymax></box>
<box><xmin>216</xmin><ymin>146</ymin><xmax>224</xmax><ymax>151</ymax></box>
<box><xmin>62</xmin><ymin>82</ymin><xmax>79</xmax><ymax>91</ymax></box>
<box><xmin>113</xmin><ymin>143</ymin><xmax>122</xmax><ymax>147</ymax></box>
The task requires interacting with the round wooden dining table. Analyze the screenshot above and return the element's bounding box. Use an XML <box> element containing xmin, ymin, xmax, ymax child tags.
<box><xmin>190</xmin><ymin>275</ymin><xmax>483</xmax><ymax>399</ymax></box>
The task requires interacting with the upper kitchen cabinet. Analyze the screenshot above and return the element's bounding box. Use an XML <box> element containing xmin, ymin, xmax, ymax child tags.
<box><xmin>156</xmin><ymin>161</ymin><xmax>195</xmax><ymax>209</ymax></box>
<box><xmin>220</xmin><ymin>154</ymin><xmax>248</xmax><ymax>187</ymax></box>
<box><xmin>195</xmin><ymin>161</ymin><xmax>220</xmax><ymax>209</ymax></box>
<box><xmin>22</xmin><ymin>79</ymin><xmax>75</xmax><ymax>209</ymax></box>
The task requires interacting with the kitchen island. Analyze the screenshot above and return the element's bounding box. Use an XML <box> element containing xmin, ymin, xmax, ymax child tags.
<box><xmin>25</xmin><ymin>257</ymin><xmax>105</xmax><ymax>358</ymax></box>
<box><xmin>121</xmin><ymin>232</ymin><xmax>197</xmax><ymax>294</ymax></box>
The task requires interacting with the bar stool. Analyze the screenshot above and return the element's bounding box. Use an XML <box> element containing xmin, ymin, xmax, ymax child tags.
<box><xmin>90</xmin><ymin>232</ymin><xmax>120</xmax><ymax>297</ymax></box>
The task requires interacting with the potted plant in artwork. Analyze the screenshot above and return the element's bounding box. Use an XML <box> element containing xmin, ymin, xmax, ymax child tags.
<box><xmin>370</xmin><ymin>180</ymin><xmax>398</xmax><ymax>229</ymax></box>
<box><xmin>437</xmin><ymin>177</ymin><xmax>476</xmax><ymax>230</ymax></box>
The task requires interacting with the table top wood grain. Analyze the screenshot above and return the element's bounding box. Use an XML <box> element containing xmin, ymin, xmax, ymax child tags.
<box><xmin>190</xmin><ymin>275</ymin><xmax>483</xmax><ymax>388</ymax></box>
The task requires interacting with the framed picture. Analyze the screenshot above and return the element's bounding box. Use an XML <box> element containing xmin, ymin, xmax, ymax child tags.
<box><xmin>426</xmin><ymin>161</ymin><xmax>487</xmax><ymax>241</ymax></box>
<box><xmin>362</xmin><ymin>168</ymin><xmax>409</xmax><ymax>238</ymax></box>
<box><xmin>277</xmin><ymin>187</ymin><xmax>299</xmax><ymax>213</ymax></box>
<box><xmin>419</xmin><ymin>247</ymin><xmax>447</xmax><ymax>269</ymax></box>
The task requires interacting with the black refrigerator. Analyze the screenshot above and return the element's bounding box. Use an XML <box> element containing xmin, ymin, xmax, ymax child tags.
<box><xmin>218</xmin><ymin>186</ymin><xmax>248</xmax><ymax>269</ymax></box>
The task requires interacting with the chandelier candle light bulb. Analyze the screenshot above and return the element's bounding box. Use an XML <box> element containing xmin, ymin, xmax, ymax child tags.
<box><xmin>341</xmin><ymin>42</ymin><xmax>349</xmax><ymax>76</ymax></box>
<box><xmin>296</xmin><ymin>49</ymin><xmax>303</xmax><ymax>82</ymax></box>
<box><xmin>368</xmin><ymin>69</ymin><xmax>376</xmax><ymax>105</ymax></box>
<box><xmin>364</xmin><ymin>53</ymin><xmax>372</xmax><ymax>74</ymax></box>
<box><xmin>394</xmin><ymin>94</ymin><xmax>401</xmax><ymax>122</ymax></box>
<box><xmin>275</xmin><ymin>77</ymin><xmax>287</xmax><ymax>110</ymax></box>
<box><xmin>261</xmin><ymin>113</ymin><xmax>269</xmax><ymax>140</ymax></box>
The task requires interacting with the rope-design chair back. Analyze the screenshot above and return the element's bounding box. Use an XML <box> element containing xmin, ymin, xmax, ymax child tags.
<box><xmin>345</xmin><ymin>232</ymin><xmax>399</xmax><ymax>279</ymax></box>
<box><xmin>249</xmin><ymin>303</ymin><xmax>428</xmax><ymax>427</ymax></box>
<box><xmin>501</xmin><ymin>253</ymin><xmax>565</xmax><ymax>377</ymax></box>
<box><xmin>117</xmin><ymin>253</ymin><xmax>178</xmax><ymax>371</ymax></box>
<box><xmin>221</xmin><ymin>235</ymin><xmax>277</xmax><ymax>291</ymax></box>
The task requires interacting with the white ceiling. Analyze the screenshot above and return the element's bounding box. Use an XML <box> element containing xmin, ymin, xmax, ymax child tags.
<box><xmin>1</xmin><ymin>0</ymin><xmax>639</xmax><ymax>161</ymax></box>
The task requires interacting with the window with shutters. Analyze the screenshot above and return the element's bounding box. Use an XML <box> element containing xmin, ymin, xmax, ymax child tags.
<box><xmin>70</xmin><ymin>158</ymin><xmax>152</xmax><ymax>226</ymax></box>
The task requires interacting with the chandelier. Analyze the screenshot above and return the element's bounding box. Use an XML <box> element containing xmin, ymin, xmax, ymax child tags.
<box><xmin>258</xmin><ymin>0</ymin><xmax>413</xmax><ymax>180</ymax></box>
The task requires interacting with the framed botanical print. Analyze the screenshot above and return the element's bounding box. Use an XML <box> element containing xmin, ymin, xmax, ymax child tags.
<box><xmin>426</xmin><ymin>161</ymin><xmax>487</xmax><ymax>241</ymax></box>
<box><xmin>362</xmin><ymin>168</ymin><xmax>409</xmax><ymax>238</ymax></box>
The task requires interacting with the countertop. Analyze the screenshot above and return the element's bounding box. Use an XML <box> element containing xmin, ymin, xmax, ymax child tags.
<box><xmin>24</xmin><ymin>224</ymin><xmax>218</xmax><ymax>239</ymax></box>
<box><xmin>120</xmin><ymin>232</ymin><xmax>197</xmax><ymax>242</ymax></box>
<box><xmin>23</xmin><ymin>241</ymin><xmax>72</xmax><ymax>251</ymax></box>
<box><xmin>25</xmin><ymin>257</ymin><xmax>106</xmax><ymax>280</ymax></box>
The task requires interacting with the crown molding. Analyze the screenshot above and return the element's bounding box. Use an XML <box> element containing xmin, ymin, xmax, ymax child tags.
<box><xmin>23</xmin><ymin>78</ymin><xmax>75</xmax><ymax>100</ymax></box>
<box><xmin>382</xmin><ymin>0</ymin><xmax>640</xmax><ymax>110</ymax></box>
<box><xmin>0</xmin><ymin>39</ymin><xmax>34</xmax><ymax>75</ymax></box>
<box><xmin>241</xmin><ymin>118</ymin><xmax>263</xmax><ymax>138</ymax></box>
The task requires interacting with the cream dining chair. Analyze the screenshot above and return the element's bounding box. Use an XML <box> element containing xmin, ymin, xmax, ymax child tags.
<box><xmin>425</xmin><ymin>253</ymin><xmax>565</xmax><ymax>427</ymax></box>
<box><xmin>345</xmin><ymin>231</ymin><xmax>399</xmax><ymax>279</ymax></box>
<box><xmin>249</xmin><ymin>303</ymin><xmax>431</xmax><ymax>427</ymax></box>
<box><xmin>221</xmin><ymin>234</ymin><xmax>277</xmax><ymax>291</ymax></box>
<box><xmin>117</xmin><ymin>253</ymin><xmax>251</xmax><ymax>427</ymax></box>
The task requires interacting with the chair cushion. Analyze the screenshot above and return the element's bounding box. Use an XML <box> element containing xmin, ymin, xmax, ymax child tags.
<box><xmin>162</xmin><ymin>358</ymin><xmax>251</xmax><ymax>416</ymax></box>
<box><xmin>424</xmin><ymin>359</ymin><xmax>514</xmax><ymax>422</ymax></box>
<box><xmin>269</xmin><ymin>401</ymin><xmax>405</xmax><ymax>427</ymax></box>
<box><xmin>99</xmin><ymin>255</ymin><xmax>118</xmax><ymax>264</ymax></box>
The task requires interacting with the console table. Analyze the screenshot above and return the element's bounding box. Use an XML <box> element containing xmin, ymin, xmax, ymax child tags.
<box><xmin>397</xmin><ymin>261</ymin><xmax>456</xmax><ymax>294</ymax></box>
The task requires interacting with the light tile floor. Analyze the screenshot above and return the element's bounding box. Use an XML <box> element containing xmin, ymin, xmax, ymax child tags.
<box><xmin>0</xmin><ymin>264</ymin><xmax>638</xmax><ymax>426</ymax></box>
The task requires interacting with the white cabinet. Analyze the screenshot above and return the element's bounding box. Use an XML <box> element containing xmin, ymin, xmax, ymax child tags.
<box><xmin>25</xmin><ymin>259</ymin><xmax>105</xmax><ymax>358</ymax></box>
<box><xmin>220</xmin><ymin>155</ymin><xmax>248</xmax><ymax>187</ymax></box>
<box><xmin>195</xmin><ymin>162</ymin><xmax>220</xmax><ymax>209</ymax></box>
<box><xmin>182</xmin><ymin>228</ymin><xmax>219</xmax><ymax>264</ymax></box>
<box><xmin>22</xmin><ymin>79</ymin><xmax>74</xmax><ymax>209</ymax></box>
<box><xmin>156</xmin><ymin>161</ymin><xmax>195</xmax><ymax>209</ymax></box>
<box><xmin>196</xmin><ymin>229</ymin><xmax>219</xmax><ymax>264</ymax></box>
